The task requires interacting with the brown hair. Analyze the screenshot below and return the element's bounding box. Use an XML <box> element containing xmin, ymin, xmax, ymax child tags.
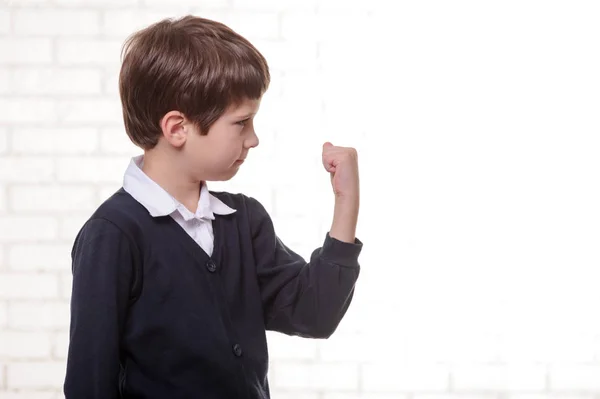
<box><xmin>119</xmin><ymin>15</ymin><xmax>270</xmax><ymax>149</ymax></box>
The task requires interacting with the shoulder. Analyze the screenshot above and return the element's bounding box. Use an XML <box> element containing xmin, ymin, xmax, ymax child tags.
<box><xmin>76</xmin><ymin>188</ymin><xmax>149</xmax><ymax>245</ymax></box>
<box><xmin>90</xmin><ymin>188</ymin><xmax>149</xmax><ymax>225</ymax></box>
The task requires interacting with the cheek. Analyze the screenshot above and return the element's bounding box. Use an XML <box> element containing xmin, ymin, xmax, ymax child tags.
<box><xmin>210</xmin><ymin>139</ymin><xmax>243</xmax><ymax>166</ymax></box>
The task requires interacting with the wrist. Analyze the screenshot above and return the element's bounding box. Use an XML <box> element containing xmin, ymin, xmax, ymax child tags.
<box><xmin>330</xmin><ymin>197</ymin><xmax>359</xmax><ymax>244</ymax></box>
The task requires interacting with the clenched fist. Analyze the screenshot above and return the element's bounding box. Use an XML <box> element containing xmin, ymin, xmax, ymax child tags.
<box><xmin>322</xmin><ymin>142</ymin><xmax>360</xmax><ymax>200</ymax></box>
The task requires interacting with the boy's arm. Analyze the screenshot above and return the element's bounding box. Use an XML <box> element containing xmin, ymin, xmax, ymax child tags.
<box><xmin>251</xmin><ymin>142</ymin><xmax>362</xmax><ymax>338</ymax></box>
<box><xmin>64</xmin><ymin>218</ymin><xmax>134</xmax><ymax>399</ymax></box>
<box><xmin>249</xmin><ymin>197</ymin><xmax>362</xmax><ymax>338</ymax></box>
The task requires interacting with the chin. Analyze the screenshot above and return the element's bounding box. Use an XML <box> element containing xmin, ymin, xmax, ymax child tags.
<box><xmin>212</xmin><ymin>169</ymin><xmax>239</xmax><ymax>182</ymax></box>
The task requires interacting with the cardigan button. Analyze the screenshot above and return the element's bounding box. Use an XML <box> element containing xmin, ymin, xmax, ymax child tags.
<box><xmin>206</xmin><ymin>259</ymin><xmax>217</xmax><ymax>273</ymax></box>
<box><xmin>232</xmin><ymin>344</ymin><xmax>243</xmax><ymax>357</ymax></box>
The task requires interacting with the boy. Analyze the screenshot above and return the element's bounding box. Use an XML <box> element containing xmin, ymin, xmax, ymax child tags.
<box><xmin>64</xmin><ymin>15</ymin><xmax>362</xmax><ymax>399</ymax></box>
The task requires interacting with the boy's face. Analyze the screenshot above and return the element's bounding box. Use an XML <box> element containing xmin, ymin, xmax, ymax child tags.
<box><xmin>183</xmin><ymin>97</ymin><xmax>261</xmax><ymax>182</ymax></box>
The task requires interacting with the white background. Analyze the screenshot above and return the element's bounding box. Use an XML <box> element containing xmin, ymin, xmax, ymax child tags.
<box><xmin>1</xmin><ymin>0</ymin><xmax>600</xmax><ymax>398</ymax></box>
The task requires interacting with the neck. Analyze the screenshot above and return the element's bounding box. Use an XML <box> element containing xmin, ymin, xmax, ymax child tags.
<box><xmin>141</xmin><ymin>150</ymin><xmax>202</xmax><ymax>213</ymax></box>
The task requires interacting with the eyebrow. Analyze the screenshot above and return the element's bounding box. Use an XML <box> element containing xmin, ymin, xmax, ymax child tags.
<box><xmin>235</xmin><ymin>112</ymin><xmax>256</xmax><ymax>120</ymax></box>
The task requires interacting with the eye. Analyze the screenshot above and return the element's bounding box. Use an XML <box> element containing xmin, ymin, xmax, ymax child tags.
<box><xmin>236</xmin><ymin>118</ymin><xmax>250</xmax><ymax>127</ymax></box>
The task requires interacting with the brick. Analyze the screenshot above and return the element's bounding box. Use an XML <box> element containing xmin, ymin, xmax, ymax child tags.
<box><xmin>0</xmin><ymin>68</ymin><xmax>9</xmax><ymax>94</ymax></box>
<box><xmin>413</xmin><ymin>396</ymin><xmax>497</xmax><ymax>399</ymax></box>
<box><xmin>58</xmin><ymin>99</ymin><xmax>122</xmax><ymax>124</ymax></box>
<box><xmin>271</xmin><ymin>215</ymin><xmax>321</xmax><ymax>249</ymax></box>
<box><xmin>10</xmin><ymin>185</ymin><xmax>96</xmax><ymax>212</ymax></box>
<box><xmin>500</xmin><ymin>333</ymin><xmax>596</xmax><ymax>363</ymax></box>
<box><xmin>315</xmin><ymin>0</ymin><xmax>378</xmax><ymax>11</ymax></box>
<box><xmin>275</xmin><ymin>184</ymin><xmax>329</xmax><ymax>220</ymax></box>
<box><xmin>0</xmin><ymin>39</ymin><xmax>53</xmax><ymax>64</ymax></box>
<box><xmin>59</xmin><ymin>215</ymin><xmax>88</xmax><ymax>241</ymax></box>
<box><xmin>6</xmin><ymin>361</ymin><xmax>65</xmax><ymax>389</ymax></box>
<box><xmin>266</xmin><ymin>331</ymin><xmax>317</xmax><ymax>360</ymax></box>
<box><xmin>8</xmin><ymin>301</ymin><xmax>70</xmax><ymax>329</ymax></box>
<box><xmin>0</xmin><ymin>98</ymin><xmax>58</xmax><ymax>123</ymax></box>
<box><xmin>232</xmin><ymin>0</ymin><xmax>317</xmax><ymax>10</ymax></box>
<box><xmin>271</xmin><ymin>362</ymin><xmax>358</xmax><ymax>391</ymax></box>
<box><xmin>0</xmin><ymin>127</ymin><xmax>7</xmax><ymax>154</ymax></box>
<box><xmin>362</xmin><ymin>363</ymin><xmax>449</xmax><ymax>392</ymax></box>
<box><xmin>57</xmin><ymin>156</ymin><xmax>128</xmax><ymax>184</ymax></box>
<box><xmin>12</xmin><ymin>128</ymin><xmax>98</xmax><ymax>154</ymax></box>
<box><xmin>0</xmin><ymin>217</ymin><xmax>58</xmax><ymax>241</ymax></box>
<box><xmin>268</xmin><ymin>393</ymin><xmax>318</xmax><ymax>399</ymax></box>
<box><xmin>57</xmin><ymin>39</ymin><xmax>122</xmax><ymax>66</ymax></box>
<box><xmin>0</xmin><ymin>186</ymin><xmax>5</xmax><ymax>213</ymax></box>
<box><xmin>223</xmin><ymin>12</ymin><xmax>280</xmax><ymax>40</ymax></box>
<box><xmin>55</xmin><ymin>0</ymin><xmax>137</xmax><ymax>5</ymax></box>
<box><xmin>453</xmin><ymin>365</ymin><xmax>547</xmax><ymax>391</ymax></box>
<box><xmin>187</xmin><ymin>10</ymin><xmax>230</xmax><ymax>24</ymax></box>
<box><xmin>282</xmin><ymin>11</ymin><xmax>369</xmax><ymax>41</ymax></box>
<box><xmin>100</xmin><ymin>127</ymin><xmax>139</xmax><ymax>155</ymax></box>
<box><xmin>324</xmin><ymin>395</ymin><xmax>408</xmax><ymax>399</ymax></box>
<box><xmin>402</xmin><ymin>332</ymin><xmax>500</xmax><ymax>364</ymax></box>
<box><xmin>506</xmin><ymin>395</ymin><xmax>596</xmax><ymax>399</ymax></box>
<box><xmin>0</xmin><ymin>157</ymin><xmax>54</xmax><ymax>183</ymax></box>
<box><xmin>264</xmin><ymin>100</ymin><xmax>322</xmax><ymax>142</ymax></box>
<box><xmin>0</xmin><ymin>273</ymin><xmax>59</xmax><ymax>299</ymax></box>
<box><xmin>12</xmin><ymin>68</ymin><xmax>102</xmax><ymax>95</ymax></box>
<box><xmin>0</xmin><ymin>9</ymin><xmax>9</xmax><ymax>35</ymax></box>
<box><xmin>318</xmin><ymin>332</ymin><xmax>388</xmax><ymax>362</ymax></box>
<box><xmin>0</xmin><ymin>331</ymin><xmax>52</xmax><ymax>358</ymax></box>
<box><xmin>14</xmin><ymin>9</ymin><xmax>100</xmax><ymax>36</ymax></box>
<box><xmin>4</xmin><ymin>0</ymin><xmax>53</xmax><ymax>3</ymax></box>
<box><xmin>144</xmin><ymin>0</ymin><xmax>227</xmax><ymax>6</ymax></box>
<box><xmin>0</xmin><ymin>301</ymin><xmax>7</xmax><ymax>327</ymax></box>
<box><xmin>53</xmin><ymin>331</ymin><xmax>70</xmax><ymax>359</ymax></box>
<box><xmin>318</xmin><ymin>41</ymin><xmax>373</xmax><ymax>72</ymax></box>
<box><xmin>60</xmin><ymin>272</ymin><xmax>72</xmax><ymax>299</ymax></box>
<box><xmin>0</xmin><ymin>392</ymin><xmax>58</xmax><ymax>399</ymax></box>
<box><xmin>102</xmin><ymin>10</ymin><xmax>190</xmax><ymax>37</ymax></box>
<box><xmin>550</xmin><ymin>365</ymin><xmax>600</xmax><ymax>390</ymax></box>
<box><xmin>280</xmin><ymin>12</ymin><xmax>318</xmax><ymax>41</ymax></box>
<box><xmin>9</xmin><ymin>244</ymin><xmax>72</xmax><ymax>271</ymax></box>
<box><xmin>104</xmin><ymin>68</ymin><xmax>119</xmax><ymax>95</ymax></box>
<box><xmin>279</xmin><ymin>70</ymin><xmax>325</xmax><ymax>100</ymax></box>
<box><xmin>253</xmin><ymin>40</ymin><xmax>317</xmax><ymax>72</ymax></box>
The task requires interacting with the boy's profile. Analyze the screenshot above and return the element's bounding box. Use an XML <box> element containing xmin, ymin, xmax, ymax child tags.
<box><xmin>64</xmin><ymin>15</ymin><xmax>362</xmax><ymax>399</ymax></box>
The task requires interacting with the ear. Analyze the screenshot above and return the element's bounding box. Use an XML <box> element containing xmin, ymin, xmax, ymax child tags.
<box><xmin>160</xmin><ymin>111</ymin><xmax>188</xmax><ymax>148</ymax></box>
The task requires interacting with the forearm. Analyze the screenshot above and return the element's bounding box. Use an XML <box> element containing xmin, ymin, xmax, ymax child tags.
<box><xmin>329</xmin><ymin>195</ymin><xmax>359</xmax><ymax>243</ymax></box>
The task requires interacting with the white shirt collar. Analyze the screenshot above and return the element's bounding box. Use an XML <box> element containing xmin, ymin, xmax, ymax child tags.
<box><xmin>123</xmin><ymin>155</ymin><xmax>235</xmax><ymax>220</ymax></box>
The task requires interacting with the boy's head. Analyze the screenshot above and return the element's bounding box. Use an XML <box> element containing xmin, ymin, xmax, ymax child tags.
<box><xmin>119</xmin><ymin>15</ymin><xmax>270</xmax><ymax>181</ymax></box>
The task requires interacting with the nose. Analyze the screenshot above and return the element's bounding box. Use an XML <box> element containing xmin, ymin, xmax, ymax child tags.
<box><xmin>246</xmin><ymin>128</ymin><xmax>259</xmax><ymax>149</ymax></box>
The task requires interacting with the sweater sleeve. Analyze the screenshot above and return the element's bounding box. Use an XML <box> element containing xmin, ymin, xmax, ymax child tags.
<box><xmin>64</xmin><ymin>218</ymin><xmax>135</xmax><ymax>399</ymax></box>
<box><xmin>247</xmin><ymin>196</ymin><xmax>362</xmax><ymax>338</ymax></box>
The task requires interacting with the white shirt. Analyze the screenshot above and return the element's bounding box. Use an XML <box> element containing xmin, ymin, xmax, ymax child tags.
<box><xmin>122</xmin><ymin>155</ymin><xmax>236</xmax><ymax>256</ymax></box>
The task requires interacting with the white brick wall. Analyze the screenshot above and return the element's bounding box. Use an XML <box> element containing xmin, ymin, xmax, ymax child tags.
<box><xmin>0</xmin><ymin>39</ymin><xmax>53</xmax><ymax>64</ymax></box>
<box><xmin>13</xmin><ymin>10</ymin><xmax>100</xmax><ymax>36</ymax></box>
<box><xmin>12</xmin><ymin>128</ymin><xmax>98</xmax><ymax>154</ymax></box>
<box><xmin>11</xmin><ymin>68</ymin><xmax>103</xmax><ymax>95</ymax></box>
<box><xmin>1</xmin><ymin>0</ymin><xmax>600</xmax><ymax>398</ymax></box>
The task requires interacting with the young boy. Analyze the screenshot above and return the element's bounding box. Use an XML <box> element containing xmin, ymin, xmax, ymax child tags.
<box><xmin>64</xmin><ymin>15</ymin><xmax>362</xmax><ymax>399</ymax></box>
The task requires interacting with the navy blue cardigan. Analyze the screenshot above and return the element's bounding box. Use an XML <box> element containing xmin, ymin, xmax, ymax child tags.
<box><xmin>64</xmin><ymin>188</ymin><xmax>362</xmax><ymax>398</ymax></box>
